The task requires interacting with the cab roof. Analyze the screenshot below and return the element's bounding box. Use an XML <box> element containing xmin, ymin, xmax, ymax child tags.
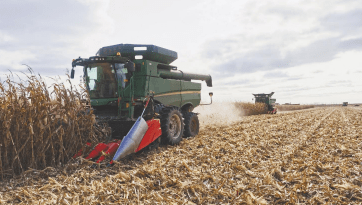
<box><xmin>96</xmin><ymin>44</ymin><xmax>178</xmax><ymax>65</ymax></box>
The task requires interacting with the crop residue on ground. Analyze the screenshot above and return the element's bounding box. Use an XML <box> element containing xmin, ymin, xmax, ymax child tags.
<box><xmin>1</xmin><ymin>107</ymin><xmax>361</xmax><ymax>204</ymax></box>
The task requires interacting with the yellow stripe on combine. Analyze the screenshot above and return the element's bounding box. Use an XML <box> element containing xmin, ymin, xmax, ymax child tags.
<box><xmin>154</xmin><ymin>91</ymin><xmax>200</xmax><ymax>97</ymax></box>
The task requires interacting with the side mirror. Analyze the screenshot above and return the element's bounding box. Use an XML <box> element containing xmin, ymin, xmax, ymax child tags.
<box><xmin>70</xmin><ymin>68</ymin><xmax>75</xmax><ymax>79</ymax></box>
<box><xmin>125</xmin><ymin>62</ymin><xmax>135</xmax><ymax>72</ymax></box>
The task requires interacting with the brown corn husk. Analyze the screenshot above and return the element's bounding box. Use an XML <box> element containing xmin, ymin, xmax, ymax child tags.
<box><xmin>0</xmin><ymin>72</ymin><xmax>107</xmax><ymax>179</ymax></box>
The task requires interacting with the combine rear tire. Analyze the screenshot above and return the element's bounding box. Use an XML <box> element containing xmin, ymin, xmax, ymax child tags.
<box><xmin>160</xmin><ymin>107</ymin><xmax>184</xmax><ymax>145</ymax></box>
<box><xmin>183</xmin><ymin>112</ymin><xmax>199</xmax><ymax>137</ymax></box>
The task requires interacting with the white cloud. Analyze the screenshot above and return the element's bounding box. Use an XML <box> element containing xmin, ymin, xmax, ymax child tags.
<box><xmin>0</xmin><ymin>0</ymin><xmax>361</xmax><ymax>104</ymax></box>
<box><xmin>0</xmin><ymin>32</ymin><xmax>15</xmax><ymax>43</ymax></box>
<box><xmin>0</xmin><ymin>50</ymin><xmax>36</xmax><ymax>71</ymax></box>
<box><xmin>0</xmin><ymin>0</ymin><xmax>114</xmax><ymax>75</ymax></box>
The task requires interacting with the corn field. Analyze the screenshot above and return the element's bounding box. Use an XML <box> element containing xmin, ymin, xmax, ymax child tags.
<box><xmin>0</xmin><ymin>73</ymin><xmax>107</xmax><ymax>179</ymax></box>
<box><xmin>234</xmin><ymin>102</ymin><xmax>268</xmax><ymax>115</ymax></box>
<box><xmin>0</xmin><ymin>106</ymin><xmax>361</xmax><ymax>204</ymax></box>
<box><xmin>234</xmin><ymin>102</ymin><xmax>314</xmax><ymax>115</ymax></box>
<box><xmin>276</xmin><ymin>104</ymin><xmax>315</xmax><ymax>111</ymax></box>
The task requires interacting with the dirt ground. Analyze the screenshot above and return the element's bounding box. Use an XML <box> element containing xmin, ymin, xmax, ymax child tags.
<box><xmin>1</xmin><ymin>107</ymin><xmax>361</xmax><ymax>204</ymax></box>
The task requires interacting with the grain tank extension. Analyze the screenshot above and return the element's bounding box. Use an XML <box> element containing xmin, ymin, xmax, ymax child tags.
<box><xmin>71</xmin><ymin>44</ymin><xmax>213</xmax><ymax>165</ymax></box>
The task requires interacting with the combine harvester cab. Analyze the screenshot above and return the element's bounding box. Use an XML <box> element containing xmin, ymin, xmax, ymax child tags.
<box><xmin>252</xmin><ymin>92</ymin><xmax>277</xmax><ymax>114</ymax></box>
<box><xmin>71</xmin><ymin>44</ymin><xmax>213</xmax><ymax>165</ymax></box>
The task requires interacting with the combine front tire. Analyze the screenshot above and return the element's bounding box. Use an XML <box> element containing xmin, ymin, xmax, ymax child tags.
<box><xmin>160</xmin><ymin>107</ymin><xmax>184</xmax><ymax>145</ymax></box>
<box><xmin>183</xmin><ymin>112</ymin><xmax>199</xmax><ymax>137</ymax></box>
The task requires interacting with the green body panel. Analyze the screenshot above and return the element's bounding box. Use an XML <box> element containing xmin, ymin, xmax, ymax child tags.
<box><xmin>87</xmin><ymin>59</ymin><xmax>205</xmax><ymax>118</ymax></box>
<box><xmin>149</xmin><ymin>77</ymin><xmax>182</xmax><ymax>106</ymax></box>
<box><xmin>180</xmin><ymin>81</ymin><xmax>201</xmax><ymax>108</ymax></box>
<box><xmin>73</xmin><ymin>44</ymin><xmax>212</xmax><ymax>120</ymax></box>
<box><xmin>126</xmin><ymin>60</ymin><xmax>202</xmax><ymax>108</ymax></box>
<box><xmin>91</xmin><ymin>98</ymin><xmax>117</xmax><ymax>106</ymax></box>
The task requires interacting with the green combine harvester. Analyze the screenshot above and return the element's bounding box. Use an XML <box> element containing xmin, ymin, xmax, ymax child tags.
<box><xmin>252</xmin><ymin>92</ymin><xmax>277</xmax><ymax>114</ymax></box>
<box><xmin>71</xmin><ymin>44</ymin><xmax>213</xmax><ymax>165</ymax></box>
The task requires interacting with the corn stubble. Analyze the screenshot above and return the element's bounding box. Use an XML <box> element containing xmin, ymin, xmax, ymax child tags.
<box><xmin>0</xmin><ymin>106</ymin><xmax>361</xmax><ymax>204</ymax></box>
<box><xmin>0</xmin><ymin>107</ymin><xmax>362</xmax><ymax>204</ymax></box>
<box><xmin>0</xmin><ymin>73</ymin><xmax>107</xmax><ymax>179</ymax></box>
<box><xmin>276</xmin><ymin>105</ymin><xmax>315</xmax><ymax>111</ymax></box>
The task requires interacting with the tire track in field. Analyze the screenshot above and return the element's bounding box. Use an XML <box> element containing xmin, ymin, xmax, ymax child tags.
<box><xmin>234</xmin><ymin>108</ymin><xmax>327</xmax><ymax>144</ymax></box>
<box><xmin>223</xmin><ymin>108</ymin><xmax>332</xmax><ymax>171</ymax></box>
<box><xmin>227</xmin><ymin>108</ymin><xmax>322</xmax><ymax>151</ymax></box>
<box><xmin>235</xmin><ymin>107</ymin><xmax>335</xmax><ymax>183</ymax></box>
<box><xmin>340</xmin><ymin>107</ymin><xmax>362</xmax><ymax>153</ymax></box>
<box><xmin>280</xmin><ymin>108</ymin><xmax>336</xmax><ymax>161</ymax></box>
<box><xmin>210</xmin><ymin>107</ymin><xmax>337</xmax><ymax>202</ymax></box>
<box><xmin>200</xmin><ymin>107</ymin><xmax>360</xmax><ymax>204</ymax></box>
<box><xmin>255</xmin><ymin>108</ymin><xmax>335</xmax><ymax>158</ymax></box>
<box><xmin>248</xmin><ymin>107</ymin><xmax>354</xmax><ymax>203</ymax></box>
<box><xmin>299</xmin><ymin>108</ymin><xmax>362</xmax><ymax>203</ymax></box>
<box><xmin>340</xmin><ymin>107</ymin><xmax>349</xmax><ymax>122</ymax></box>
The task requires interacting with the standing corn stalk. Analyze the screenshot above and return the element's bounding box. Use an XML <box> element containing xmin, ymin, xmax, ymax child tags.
<box><xmin>0</xmin><ymin>72</ymin><xmax>107</xmax><ymax>179</ymax></box>
<box><xmin>234</xmin><ymin>102</ymin><xmax>269</xmax><ymax>116</ymax></box>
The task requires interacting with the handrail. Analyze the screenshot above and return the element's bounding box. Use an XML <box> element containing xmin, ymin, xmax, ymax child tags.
<box><xmin>200</xmin><ymin>92</ymin><xmax>213</xmax><ymax>106</ymax></box>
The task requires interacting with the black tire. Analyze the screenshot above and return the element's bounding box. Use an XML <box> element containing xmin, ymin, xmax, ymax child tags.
<box><xmin>160</xmin><ymin>107</ymin><xmax>184</xmax><ymax>145</ymax></box>
<box><xmin>183</xmin><ymin>112</ymin><xmax>199</xmax><ymax>137</ymax></box>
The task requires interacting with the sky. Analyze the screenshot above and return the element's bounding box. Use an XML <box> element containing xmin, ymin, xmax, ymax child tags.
<box><xmin>0</xmin><ymin>0</ymin><xmax>361</xmax><ymax>104</ymax></box>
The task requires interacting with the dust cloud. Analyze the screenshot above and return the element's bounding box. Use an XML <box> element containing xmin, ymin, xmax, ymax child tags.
<box><xmin>193</xmin><ymin>102</ymin><xmax>244</xmax><ymax>127</ymax></box>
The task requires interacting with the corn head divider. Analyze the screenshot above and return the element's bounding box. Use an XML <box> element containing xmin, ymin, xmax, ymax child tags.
<box><xmin>71</xmin><ymin>44</ymin><xmax>212</xmax><ymax>165</ymax></box>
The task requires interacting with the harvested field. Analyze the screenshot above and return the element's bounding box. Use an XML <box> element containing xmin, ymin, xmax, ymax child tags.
<box><xmin>1</xmin><ymin>107</ymin><xmax>361</xmax><ymax>204</ymax></box>
<box><xmin>276</xmin><ymin>105</ymin><xmax>315</xmax><ymax>111</ymax></box>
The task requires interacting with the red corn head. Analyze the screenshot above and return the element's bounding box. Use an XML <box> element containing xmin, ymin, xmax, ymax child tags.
<box><xmin>111</xmin><ymin>116</ymin><xmax>148</xmax><ymax>163</ymax></box>
<box><xmin>96</xmin><ymin>140</ymin><xmax>121</xmax><ymax>163</ymax></box>
<box><xmin>73</xmin><ymin>142</ymin><xmax>92</xmax><ymax>158</ymax></box>
<box><xmin>135</xmin><ymin>119</ymin><xmax>162</xmax><ymax>152</ymax></box>
<box><xmin>85</xmin><ymin>143</ymin><xmax>108</xmax><ymax>160</ymax></box>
